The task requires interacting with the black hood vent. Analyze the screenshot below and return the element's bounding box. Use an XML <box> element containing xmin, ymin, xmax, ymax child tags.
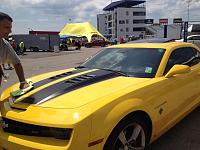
<box><xmin>49</xmin><ymin>72</ymin><xmax>73</xmax><ymax>79</ymax></box>
<box><xmin>65</xmin><ymin>74</ymin><xmax>97</xmax><ymax>84</ymax></box>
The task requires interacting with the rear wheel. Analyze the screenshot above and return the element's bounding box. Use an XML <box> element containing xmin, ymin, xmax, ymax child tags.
<box><xmin>30</xmin><ymin>47</ymin><xmax>33</xmax><ymax>51</ymax></box>
<box><xmin>85</xmin><ymin>44</ymin><xmax>91</xmax><ymax>48</ymax></box>
<box><xmin>101</xmin><ymin>44</ymin><xmax>105</xmax><ymax>47</ymax></box>
<box><xmin>33</xmin><ymin>47</ymin><xmax>39</xmax><ymax>52</ymax></box>
<box><xmin>103</xmin><ymin>116</ymin><xmax>148</xmax><ymax>150</ymax></box>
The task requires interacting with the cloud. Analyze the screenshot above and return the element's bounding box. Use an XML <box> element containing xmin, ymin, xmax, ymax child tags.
<box><xmin>146</xmin><ymin>0</ymin><xmax>200</xmax><ymax>22</ymax></box>
<box><xmin>2</xmin><ymin>0</ymin><xmax>200</xmax><ymax>23</ymax></box>
<box><xmin>0</xmin><ymin>0</ymin><xmax>200</xmax><ymax>33</ymax></box>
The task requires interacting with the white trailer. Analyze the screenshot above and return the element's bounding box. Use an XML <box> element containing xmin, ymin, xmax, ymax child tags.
<box><xmin>12</xmin><ymin>34</ymin><xmax>60</xmax><ymax>52</ymax></box>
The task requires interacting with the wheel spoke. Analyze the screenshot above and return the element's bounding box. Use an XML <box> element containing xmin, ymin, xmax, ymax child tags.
<box><xmin>128</xmin><ymin>125</ymin><xmax>141</xmax><ymax>142</ymax></box>
<box><xmin>118</xmin><ymin>130</ymin><xmax>128</xmax><ymax>145</ymax></box>
<box><xmin>133</xmin><ymin>147</ymin><xmax>145</xmax><ymax>150</ymax></box>
<box><xmin>141</xmin><ymin>131</ymin><xmax>146</xmax><ymax>147</ymax></box>
<box><xmin>129</xmin><ymin>145</ymin><xmax>144</xmax><ymax>150</ymax></box>
<box><xmin>112</xmin><ymin>122</ymin><xmax>146</xmax><ymax>150</ymax></box>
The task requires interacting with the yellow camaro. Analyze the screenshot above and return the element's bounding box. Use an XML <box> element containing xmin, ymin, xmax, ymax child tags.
<box><xmin>0</xmin><ymin>41</ymin><xmax>200</xmax><ymax>150</ymax></box>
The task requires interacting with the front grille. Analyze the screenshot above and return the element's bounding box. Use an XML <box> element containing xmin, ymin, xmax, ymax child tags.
<box><xmin>2</xmin><ymin>118</ymin><xmax>72</xmax><ymax>140</ymax></box>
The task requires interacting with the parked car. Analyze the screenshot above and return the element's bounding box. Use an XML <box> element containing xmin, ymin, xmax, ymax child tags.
<box><xmin>85</xmin><ymin>39</ymin><xmax>110</xmax><ymax>48</ymax></box>
<box><xmin>1</xmin><ymin>40</ymin><xmax>200</xmax><ymax>150</ymax></box>
<box><xmin>176</xmin><ymin>35</ymin><xmax>200</xmax><ymax>47</ymax></box>
<box><xmin>187</xmin><ymin>35</ymin><xmax>200</xmax><ymax>47</ymax></box>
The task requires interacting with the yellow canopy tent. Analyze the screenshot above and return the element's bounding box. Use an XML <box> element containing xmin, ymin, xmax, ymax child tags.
<box><xmin>59</xmin><ymin>22</ymin><xmax>105</xmax><ymax>42</ymax></box>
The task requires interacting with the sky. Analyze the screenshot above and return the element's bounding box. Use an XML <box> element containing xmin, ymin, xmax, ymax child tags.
<box><xmin>0</xmin><ymin>0</ymin><xmax>200</xmax><ymax>34</ymax></box>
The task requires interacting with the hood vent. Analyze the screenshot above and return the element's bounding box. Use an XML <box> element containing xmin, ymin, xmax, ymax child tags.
<box><xmin>49</xmin><ymin>71</ymin><xmax>73</xmax><ymax>80</ymax></box>
<box><xmin>65</xmin><ymin>74</ymin><xmax>97</xmax><ymax>84</ymax></box>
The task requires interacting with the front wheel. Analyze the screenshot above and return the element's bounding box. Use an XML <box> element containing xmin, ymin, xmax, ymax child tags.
<box><xmin>103</xmin><ymin>117</ymin><xmax>148</xmax><ymax>150</ymax></box>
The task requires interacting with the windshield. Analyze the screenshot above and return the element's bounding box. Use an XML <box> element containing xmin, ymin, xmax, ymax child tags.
<box><xmin>81</xmin><ymin>48</ymin><xmax>165</xmax><ymax>78</ymax></box>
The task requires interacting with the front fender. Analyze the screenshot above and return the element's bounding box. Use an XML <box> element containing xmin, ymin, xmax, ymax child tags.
<box><xmin>90</xmin><ymin>98</ymin><xmax>147</xmax><ymax>146</ymax></box>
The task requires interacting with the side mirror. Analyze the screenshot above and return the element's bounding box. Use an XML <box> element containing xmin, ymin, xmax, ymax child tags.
<box><xmin>165</xmin><ymin>65</ymin><xmax>191</xmax><ymax>78</ymax></box>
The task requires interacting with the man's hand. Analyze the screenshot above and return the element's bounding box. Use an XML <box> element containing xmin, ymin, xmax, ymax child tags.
<box><xmin>20</xmin><ymin>81</ymin><xmax>29</xmax><ymax>89</ymax></box>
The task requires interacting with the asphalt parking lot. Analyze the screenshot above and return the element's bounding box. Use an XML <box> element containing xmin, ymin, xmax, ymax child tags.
<box><xmin>1</xmin><ymin>47</ymin><xmax>200</xmax><ymax>150</ymax></box>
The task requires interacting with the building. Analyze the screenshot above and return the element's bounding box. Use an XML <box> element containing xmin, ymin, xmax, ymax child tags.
<box><xmin>146</xmin><ymin>22</ymin><xmax>200</xmax><ymax>39</ymax></box>
<box><xmin>146</xmin><ymin>24</ymin><xmax>182</xmax><ymax>39</ymax></box>
<box><xmin>97</xmin><ymin>0</ymin><xmax>146</xmax><ymax>40</ymax></box>
<box><xmin>97</xmin><ymin>14</ymin><xmax>107</xmax><ymax>37</ymax></box>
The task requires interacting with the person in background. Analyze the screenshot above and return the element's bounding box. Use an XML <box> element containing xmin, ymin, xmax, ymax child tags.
<box><xmin>0</xmin><ymin>12</ymin><xmax>28</xmax><ymax>88</ymax></box>
<box><xmin>2</xmin><ymin>63</ymin><xmax>13</xmax><ymax>70</ymax></box>
<box><xmin>120</xmin><ymin>36</ymin><xmax>125</xmax><ymax>44</ymax></box>
<box><xmin>10</xmin><ymin>39</ymin><xmax>17</xmax><ymax>51</ymax></box>
<box><xmin>75</xmin><ymin>38</ymin><xmax>81</xmax><ymax>50</ymax></box>
<box><xmin>19</xmin><ymin>40</ymin><xmax>25</xmax><ymax>55</ymax></box>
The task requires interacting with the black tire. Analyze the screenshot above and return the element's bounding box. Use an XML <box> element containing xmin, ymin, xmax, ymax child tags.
<box><xmin>103</xmin><ymin>115</ymin><xmax>149</xmax><ymax>150</ymax></box>
<box><xmin>30</xmin><ymin>47</ymin><xmax>33</xmax><ymax>51</ymax></box>
<box><xmin>33</xmin><ymin>47</ymin><xmax>39</xmax><ymax>52</ymax></box>
<box><xmin>23</xmin><ymin>47</ymin><xmax>26</xmax><ymax>52</ymax></box>
<box><xmin>85</xmin><ymin>44</ymin><xmax>91</xmax><ymax>48</ymax></box>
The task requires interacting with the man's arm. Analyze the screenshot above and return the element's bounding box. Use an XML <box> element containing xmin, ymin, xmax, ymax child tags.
<box><xmin>14</xmin><ymin>63</ymin><xmax>28</xmax><ymax>89</ymax></box>
<box><xmin>0</xmin><ymin>65</ymin><xmax>3</xmax><ymax>86</ymax></box>
<box><xmin>3</xmin><ymin>39</ymin><xmax>28</xmax><ymax>89</ymax></box>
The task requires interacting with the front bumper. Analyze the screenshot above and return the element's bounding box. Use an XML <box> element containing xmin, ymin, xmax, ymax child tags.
<box><xmin>0</xmin><ymin>126</ymin><xmax>72</xmax><ymax>150</ymax></box>
<box><xmin>0</xmin><ymin>115</ymin><xmax>95</xmax><ymax>150</ymax></box>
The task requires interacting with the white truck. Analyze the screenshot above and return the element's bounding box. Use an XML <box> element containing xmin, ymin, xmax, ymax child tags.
<box><xmin>176</xmin><ymin>35</ymin><xmax>200</xmax><ymax>48</ymax></box>
<box><xmin>12</xmin><ymin>34</ymin><xmax>60</xmax><ymax>52</ymax></box>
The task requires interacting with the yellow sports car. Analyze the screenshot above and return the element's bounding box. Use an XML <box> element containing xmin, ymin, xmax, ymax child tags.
<box><xmin>0</xmin><ymin>40</ymin><xmax>200</xmax><ymax>150</ymax></box>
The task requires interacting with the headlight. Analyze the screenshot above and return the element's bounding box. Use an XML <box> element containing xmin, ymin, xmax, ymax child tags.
<box><xmin>49</xmin><ymin>128</ymin><xmax>73</xmax><ymax>140</ymax></box>
<box><xmin>2</xmin><ymin>117</ymin><xmax>73</xmax><ymax>140</ymax></box>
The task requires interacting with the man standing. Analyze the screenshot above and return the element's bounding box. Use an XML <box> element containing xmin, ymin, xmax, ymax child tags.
<box><xmin>0</xmin><ymin>12</ymin><xmax>28</xmax><ymax>89</ymax></box>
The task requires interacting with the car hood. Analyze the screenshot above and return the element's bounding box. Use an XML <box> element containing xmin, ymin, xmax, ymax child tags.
<box><xmin>1</xmin><ymin>68</ymin><xmax>150</xmax><ymax>109</ymax></box>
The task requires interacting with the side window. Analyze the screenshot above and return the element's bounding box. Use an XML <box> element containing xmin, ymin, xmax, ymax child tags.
<box><xmin>188</xmin><ymin>36</ymin><xmax>194</xmax><ymax>40</ymax></box>
<box><xmin>164</xmin><ymin>47</ymin><xmax>200</xmax><ymax>74</ymax></box>
<box><xmin>188</xmin><ymin>36</ymin><xmax>200</xmax><ymax>40</ymax></box>
<box><xmin>193</xmin><ymin>36</ymin><xmax>200</xmax><ymax>40</ymax></box>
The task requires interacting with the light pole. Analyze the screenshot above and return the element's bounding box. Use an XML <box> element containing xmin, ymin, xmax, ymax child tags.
<box><xmin>186</xmin><ymin>0</ymin><xmax>192</xmax><ymax>22</ymax></box>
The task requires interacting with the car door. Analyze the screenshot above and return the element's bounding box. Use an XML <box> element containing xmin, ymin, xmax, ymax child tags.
<box><xmin>188</xmin><ymin>36</ymin><xmax>200</xmax><ymax>48</ymax></box>
<box><xmin>187</xmin><ymin>36</ymin><xmax>195</xmax><ymax>45</ymax></box>
<box><xmin>156</xmin><ymin>47</ymin><xmax>200</xmax><ymax>134</ymax></box>
<box><xmin>192</xmin><ymin>36</ymin><xmax>200</xmax><ymax>48</ymax></box>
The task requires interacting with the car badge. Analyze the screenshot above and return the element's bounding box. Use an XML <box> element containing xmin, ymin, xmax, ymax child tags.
<box><xmin>8</xmin><ymin>96</ymin><xmax>16</xmax><ymax>105</ymax></box>
<box><xmin>0</xmin><ymin>118</ymin><xmax>8</xmax><ymax>129</ymax></box>
<box><xmin>159</xmin><ymin>108</ymin><xmax>164</xmax><ymax>115</ymax></box>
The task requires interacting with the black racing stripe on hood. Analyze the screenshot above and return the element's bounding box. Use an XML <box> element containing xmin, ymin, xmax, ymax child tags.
<box><xmin>20</xmin><ymin>70</ymin><xmax>119</xmax><ymax>104</ymax></box>
<box><xmin>33</xmin><ymin>68</ymin><xmax>91</xmax><ymax>88</ymax></box>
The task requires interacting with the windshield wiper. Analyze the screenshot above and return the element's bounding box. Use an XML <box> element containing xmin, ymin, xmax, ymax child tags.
<box><xmin>99</xmin><ymin>68</ymin><xmax>129</xmax><ymax>77</ymax></box>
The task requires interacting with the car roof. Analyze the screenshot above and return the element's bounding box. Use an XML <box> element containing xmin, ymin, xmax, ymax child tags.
<box><xmin>108</xmin><ymin>41</ymin><xmax>195</xmax><ymax>49</ymax></box>
<box><xmin>128</xmin><ymin>38</ymin><xmax>175</xmax><ymax>43</ymax></box>
<box><xmin>188</xmin><ymin>35</ymin><xmax>200</xmax><ymax>37</ymax></box>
